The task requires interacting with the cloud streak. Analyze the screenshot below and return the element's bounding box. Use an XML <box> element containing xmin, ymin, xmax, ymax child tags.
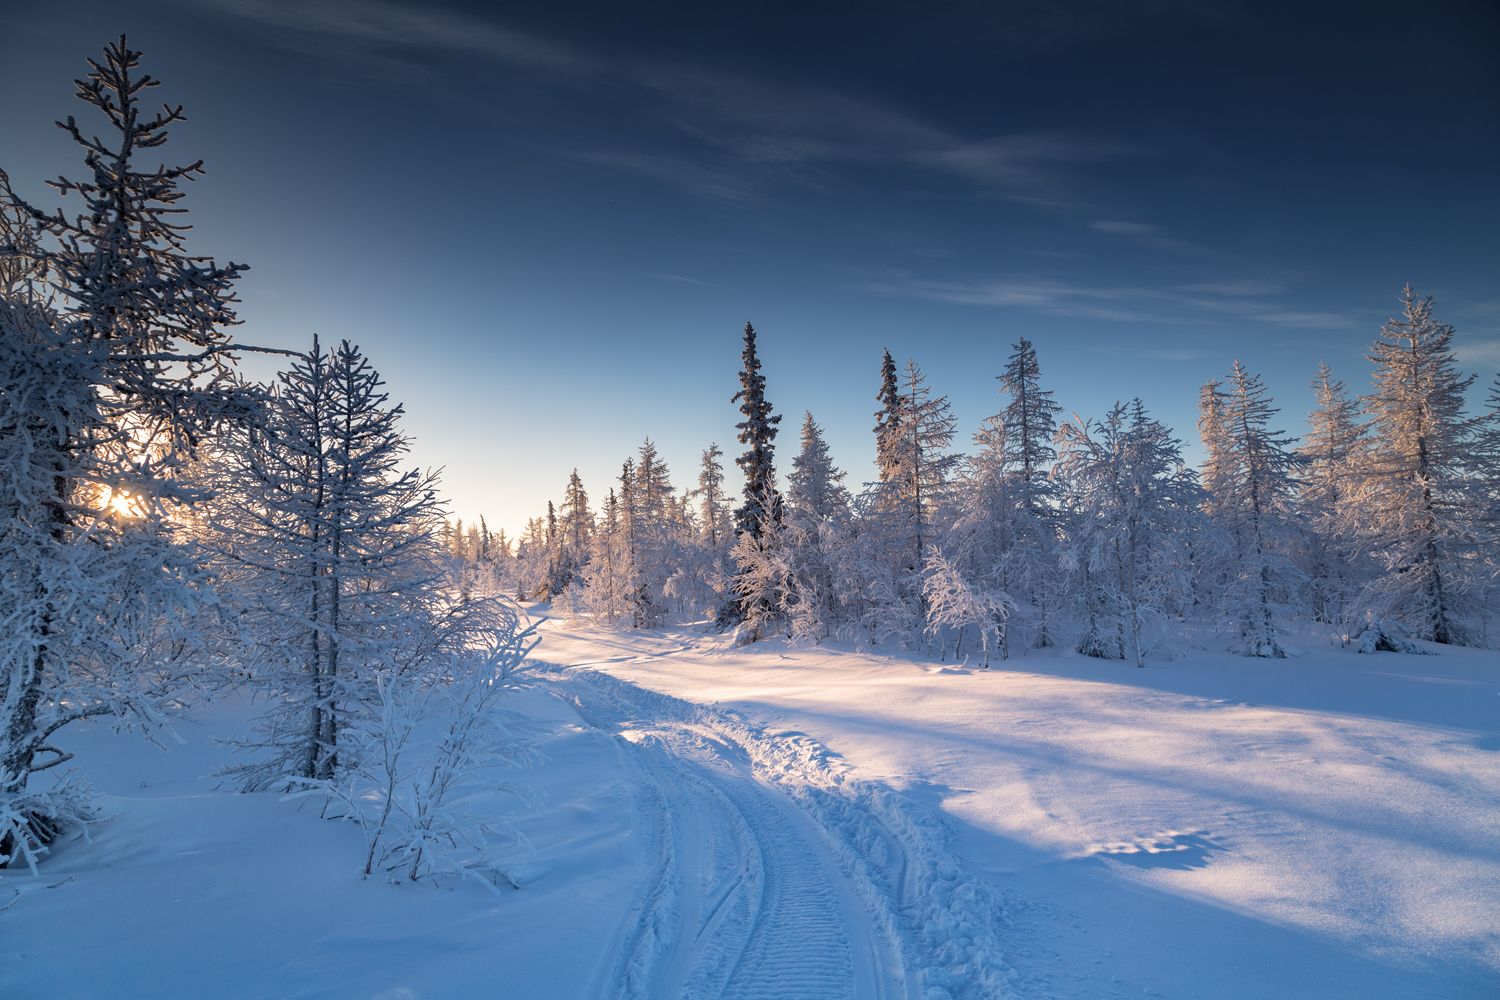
<box><xmin>863</xmin><ymin>272</ymin><xmax>1362</xmax><ymax>331</ymax></box>
<box><xmin>200</xmin><ymin>0</ymin><xmax>593</xmax><ymax>73</ymax></box>
<box><xmin>197</xmin><ymin>0</ymin><xmax>1144</xmax><ymax>199</ymax></box>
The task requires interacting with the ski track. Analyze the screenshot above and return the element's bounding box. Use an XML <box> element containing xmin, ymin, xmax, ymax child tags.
<box><xmin>539</xmin><ymin>659</ymin><xmax>1016</xmax><ymax>1000</ymax></box>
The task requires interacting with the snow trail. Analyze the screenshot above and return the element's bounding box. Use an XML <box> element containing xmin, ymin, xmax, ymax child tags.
<box><xmin>540</xmin><ymin>660</ymin><xmax>1014</xmax><ymax>1000</ymax></box>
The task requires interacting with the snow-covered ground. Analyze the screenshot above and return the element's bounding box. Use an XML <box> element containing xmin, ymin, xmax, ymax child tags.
<box><xmin>538</xmin><ymin>617</ymin><xmax>1500</xmax><ymax>1000</ymax></box>
<box><xmin>3</xmin><ymin>616</ymin><xmax>1497</xmax><ymax>999</ymax></box>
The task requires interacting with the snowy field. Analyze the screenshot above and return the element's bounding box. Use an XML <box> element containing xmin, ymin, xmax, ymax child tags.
<box><xmin>3</xmin><ymin>615</ymin><xmax>1497</xmax><ymax>1000</ymax></box>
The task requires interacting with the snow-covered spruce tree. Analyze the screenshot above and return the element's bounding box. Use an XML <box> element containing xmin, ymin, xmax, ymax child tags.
<box><xmin>538</xmin><ymin>501</ymin><xmax>563</xmax><ymax>597</ymax></box>
<box><xmin>1352</xmin><ymin>287</ymin><xmax>1482</xmax><ymax>644</ymax></box>
<box><xmin>629</xmin><ymin>438</ymin><xmax>688</xmax><ymax>623</ymax></box>
<box><xmin>1193</xmin><ymin>378</ymin><xmax>1237</xmax><ymax>610</ymax></box>
<box><xmin>869</xmin><ymin>360</ymin><xmax>959</xmax><ymax>630</ymax></box>
<box><xmin>601</xmin><ymin>457</ymin><xmax>652</xmax><ymax>626</ymax></box>
<box><xmin>1299</xmin><ymin>363</ymin><xmax>1368</xmax><ymax>625</ymax></box>
<box><xmin>927</xmin><ymin>416</ymin><xmax>1023</xmax><ymax>662</ymax></box>
<box><xmin>873</xmin><ymin>348</ymin><xmax>903</xmax><ymax>487</ymax></box>
<box><xmin>1209</xmin><ymin>362</ymin><xmax>1302</xmax><ymax>657</ymax></box>
<box><xmin>559</xmin><ymin>469</ymin><xmax>593</xmax><ymax>579</ymax></box>
<box><xmin>1055</xmin><ymin>400</ymin><xmax>1202</xmax><ymax>667</ymax></box>
<box><xmin>208</xmin><ymin>338</ymin><xmax>445</xmax><ymax>789</ymax></box>
<box><xmin>994</xmin><ymin>338</ymin><xmax>1063</xmax><ymax>647</ymax></box>
<box><xmin>578</xmin><ymin>486</ymin><xmax>632</xmax><ymax>623</ymax></box>
<box><xmin>725</xmin><ymin>322</ymin><xmax>783</xmax><ymax>633</ymax></box>
<box><xmin>2</xmin><ymin>38</ymin><xmax>249</xmax><ymax>867</ymax></box>
<box><xmin>512</xmin><ymin>516</ymin><xmax>549</xmax><ymax>601</ymax></box>
<box><xmin>999</xmin><ymin>337</ymin><xmax>1063</xmax><ymax>507</ymax></box>
<box><xmin>730</xmin><ymin>485</ymin><xmax>795</xmax><ymax>644</ymax></box>
<box><xmin>783</xmin><ymin>412</ymin><xmax>854</xmax><ymax>642</ymax></box>
<box><xmin>696</xmin><ymin>443</ymin><xmax>730</xmax><ymax>548</ymax></box>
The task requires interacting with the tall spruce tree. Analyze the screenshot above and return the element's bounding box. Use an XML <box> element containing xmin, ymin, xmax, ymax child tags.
<box><xmin>996</xmin><ymin>337</ymin><xmax>1063</xmax><ymax>645</ymax></box>
<box><xmin>892</xmin><ymin>360</ymin><xmax>959</xmax><ymax>578</ymax></box>
<box><xmin>783</xmin><ymin>413</ymin><xmax>853</xmax><ymax>642</ymax></box>
<box><xmin>787</xmin><ymin>412</ymin><xmax>851</xmax><ymax>524</ymax></box>
<box><xmin>1356</xmin><ymin>286</ymin><xmax>1479</xmax><ymax>643</ymax></box>
<box><xmin>1214</xmin><ymin>362</ymin><xmax>1300</xmax><ymax>657</ymax></box>
<box><xmin>998</xmin><ymin>337</ymin><xmax>1062</xmax><ymax>510</ymax></box>
<box><xmin>727</xmin><ymin>323</ymin><xmax>782</xmax><ymax>626</ymax></box>
<box><xmin>874</xmin><ymin>348</ymin><xmax>903</xmax><ymax>484</ymax></box>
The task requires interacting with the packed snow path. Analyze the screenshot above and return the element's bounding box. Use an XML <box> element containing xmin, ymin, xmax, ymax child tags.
<box><xmin>539</xmin><ymin>662</ymin><xmax>1013</xmax><ymax>1000</ymax></box>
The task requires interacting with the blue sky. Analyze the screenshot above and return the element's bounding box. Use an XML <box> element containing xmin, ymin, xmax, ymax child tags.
<box><xmin>3</xmin><ymin>0</ymin><xmax>1497</xmax><ymax>533</ymax></box>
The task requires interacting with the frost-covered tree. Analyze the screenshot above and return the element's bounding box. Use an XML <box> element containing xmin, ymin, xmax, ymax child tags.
<box><xmin>922</xmin><ymin>548</ymin><xmax>1014</xmax><ymax>667</ymax></box>
<box><xmin>579</xmin><ymin>488</ymin><xmax>634</xmax><ymax>623</ymax></box>
<box><xmin>856</xmin><ymin>358</ymin><xmax>961</xmax><ymax>635</ymax></box>
<box><xmin>208</xmin><ymin>338</ymin><xmax>445</xmax><ymax>789</ymax></box>
<box><xmin>1354</xmin><ymin>287</ymin><xmax>1480</xmax><ymax>644</ymax></box>
<box><xmin>1299</xmin><ymin>363</ymin><xmax>1367</xmax><ymax>624</ymax></box>
<box><xmin>995</xmin><ymin>338</ymin><xmax>1063</xmax><ymax>645</ymax></box>
<box><xmin>782</xmin><ymin>413</ymin><xmax>853</xmax><ymax>642</ymax></box>
<box><xmin>727</xmin><ymin>322</ymin><xmax>782</xmax><ymax>628</ymax></box>
<box><xmin>301</xmin><ymin>610</ymin><xmax>538</xmax><ymax>887</ymax></box>
<box><xmin>629</xmin><ymin>439</ymin><xmax>686</xmax><ymax>623</ymax></box>
<box><xmin>927</xmin><ymin>414</ymin><xmax>1041</xmax><ymax>659</ymax></box>
<box><xmin>0</xmin><ymin>170</ymin><xmax>42</xmax><ymax>300</ymax></box>
<box><xmin>884</xmin><ymin>362</ymin><xmax>959</xmax><ymax>578</ymax></box>
<box><xmin>999</xmin><ymin>337</ymin><xmax>1062</xmax><ymax>509</ymax></box>
<box><xmin>730</xmin><ymin>485</ymin><xmax>793</xmax><ymax>643</ymax></box>
<box><xmin>1056</xmin><ymin>400</ymin><xmax>1202</xmax><ymax>666</ymax></box>
<box><xmin>788</xmin><ymin>412</ymin><xmax>851</xmax><ymax>524</ymax></box>
<box><xmin>873</xmin><ymin>348</ymin><xmax>903</xmax><ymax>485</ymax></box>
<box><xmin>20</xmin><ymin>37</ymin><xmax>247</xmax><ymax>433</ymax></box>
<box><xmin>544</xmin><ymin>469</ymin><xmax>592</xmax><ymax>598</ymax></box>
<box><xmin>1208</xmin><ymin>362</ymin><xmax>1301</xmax><ymax>657</ymax></box>
<box><xmin>695</xmin><ymin>444</ymin><xmax>730</xmax><ymax>548</ymax></box>
<box><xmin>0</xmin><ymin>297</ymin><xmax>215</xmax><ymax>868</ymax></box>
<box><xmin>2</xmin><ymin>38</ymin><xmax>248</xmax><ymax>866</ymax></box>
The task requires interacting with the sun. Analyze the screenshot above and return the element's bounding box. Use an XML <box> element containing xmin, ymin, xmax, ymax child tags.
<box><xmin>102</xmin><ymin>487</ymin><xmax>146</xmax><ymax>519</ymax></box>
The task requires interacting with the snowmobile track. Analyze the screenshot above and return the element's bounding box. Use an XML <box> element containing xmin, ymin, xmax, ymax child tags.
<box><xmin>541</xmin><ymin>660</ymin><xmax>1014</xmax><ymax>1000</ymax></box>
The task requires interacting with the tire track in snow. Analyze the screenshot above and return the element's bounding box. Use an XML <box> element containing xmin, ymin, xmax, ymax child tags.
<box><xmin>541</xmin><ymin>660</ymin><xmax>1015</xmax><ymax>1000</ymax></box>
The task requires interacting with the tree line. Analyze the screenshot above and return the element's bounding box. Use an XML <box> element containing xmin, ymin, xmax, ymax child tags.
<box><xmin>481</xmin><ymin>305</ymin><xmax>1499</xmax><ymax>664</ymax></box>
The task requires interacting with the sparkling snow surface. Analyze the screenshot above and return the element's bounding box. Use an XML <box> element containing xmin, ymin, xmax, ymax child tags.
<box><xmin>3</xmin><ymin>615</ymin><xmax>1496</xmax><ymax>999</ymax></box>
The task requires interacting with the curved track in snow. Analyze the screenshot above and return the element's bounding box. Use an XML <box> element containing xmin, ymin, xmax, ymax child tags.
<box><xmin>540</xmin><ymin>661</ymin><xmax>1014</xmax><ymax>1000</ymax></box>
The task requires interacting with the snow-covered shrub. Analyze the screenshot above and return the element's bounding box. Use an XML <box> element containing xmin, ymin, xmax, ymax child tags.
<box><xmin>1351</xmin><ymin>616</ymin><xmax>1430</xmax><ymax>655</ymax></box>
<box><xmin>922</xmin><ymin>549</ymin><xmax>1014</xmax><ymax>666</ymax></box>
<box><xmin>292</xmin><ymin>606</ymin><xmax>539</xmax><ymax>886</ymax></box>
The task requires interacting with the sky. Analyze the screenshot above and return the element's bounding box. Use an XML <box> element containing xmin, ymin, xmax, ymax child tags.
<box><xmin>3</xmin><ymin>0</ymin><xmax>1498</xmax><ymax>534</ymax></box>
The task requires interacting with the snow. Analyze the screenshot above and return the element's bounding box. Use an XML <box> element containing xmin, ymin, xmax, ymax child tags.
<box><xmin>3</xmin><ymin>616</ymin><xmax>1497</xmax><ymax>998</ymax></box>
<box><xmin>0</xmin><ymin>687</ymin><xmax>651</xmax><ymax>999</ymax></box>
<box><xmin>540</xmin><ymin>617</ymin><xmax>1500</xmax><ymax>999</ymax></box>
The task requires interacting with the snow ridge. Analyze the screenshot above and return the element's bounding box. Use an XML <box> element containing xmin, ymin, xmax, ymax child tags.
<box><xmin>539</xmin><ymin>661</ymin><xmax>1016</xmax><ymax>1000</ymax></box>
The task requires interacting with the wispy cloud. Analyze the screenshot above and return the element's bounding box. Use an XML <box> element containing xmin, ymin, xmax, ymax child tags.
<box><xmin>1454</xmin><ymin>340</ymin><xmax>1500</xmax><ymax>367</ymax></box>
<box><xmin>198</xmin><ymin>0</ymin><xmax>1144</xmax><ymax>200</ymax></box>
<box><xmin>863</xmin><ymin>271</ymin><xmax>1362</xmax><ymax>331</ymax></box>
<box><xmin>1090</xmin><ymin>220</ymin><xmax>1161</xmax><ymax>236</ymax></box>
<box><xmin>1087</xmin><ymin>218</ymin><xmax>1211</xmax><ymax>255</ymax></box>
<box><xmin>1178</xmin><ymin>279</ymin><xmax>1283</xmax><ymax>297</ymax></box>
<box><xmin>648</xmin><ymin>272</ymin><xmax>725</xmax><ymax>288</ymax></box>
<box><xmin>199</xmin><ymin>0</ymin><xmax>593</xmax><ymax>73</ymax></box>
